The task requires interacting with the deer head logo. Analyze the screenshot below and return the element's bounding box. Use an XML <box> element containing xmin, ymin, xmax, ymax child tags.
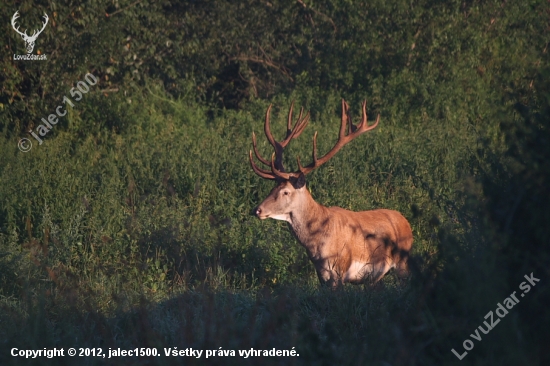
<box><xmin>11</xmin><ymin>11</ymin><xmax>48</xmax><ymax>54</ymax></box>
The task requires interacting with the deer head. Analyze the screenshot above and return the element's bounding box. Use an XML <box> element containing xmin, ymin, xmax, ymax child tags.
<box><xmin>12</xmin><ymin>11</ymin><xmax>49</xmax><ymax>54</ymax></box>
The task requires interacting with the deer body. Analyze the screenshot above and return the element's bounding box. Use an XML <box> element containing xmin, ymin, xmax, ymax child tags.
<box><xmin>256</xmin><ymin>180</ymin><xmax>412</xmax><ymax>285</ymax></box>
<box><xmin>249</xmin><ymin>100</ymin><xmax>413</xmax><ymax>285</ymax></box>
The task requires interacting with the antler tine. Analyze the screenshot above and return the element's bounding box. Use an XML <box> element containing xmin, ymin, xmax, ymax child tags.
<box><xmin>252</xmin><ymin>132</ymin><xmax>271</xmax><ymax>166</ymax></box>
<box><xmin>263</xmin><ymin>103</ymin><xmax>279</xmax><ymax>150</ymax></box>
<box><xmin>360</xmin><ymin>99</ymin><xmax>380</xmax><ymax>131</ymax></box>
<box><xmin>286</xmin><ymin>101</ymin><xmax>295</xmax><ymax>131</ymax></box>
<box><xmin>281</xmin><ymin>108</ymin><xmax>310</xmax><ymax>147</ymax></box>
<box><xmin>250</xmin><ymin>103</ymin><xmax>284</xmax><ymax>171</ymax></box>
<box><xmin>284</xmin><ymin>104</ymin><xmax>306</xmax><ymax>138</ymax></box>
<box><xmin>298</xmin><ymin>99</ymin><xmax>380</xmax><ymax>176</ymax></box>
<box><xmin>296</xmin><ymin>130</ymin><xmax>318</xmax><ymax>172</ymax></box>
<box><xmin>249</xmin><ymin>151</ymin><xmax>277</xmax><ymax>180</ymax></box>
<box><xmin>293</xmin><ymin>109</ymin><xmax>310</xmax><ymax>138</ymax></box>
<box><xmin>339</xmin><ymin>99</ymin><xmax>349</xmax><ymax>139</ymax></box>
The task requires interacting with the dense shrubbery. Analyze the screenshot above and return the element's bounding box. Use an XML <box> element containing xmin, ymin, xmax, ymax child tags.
<box><xmin>1</xmin><ymin>0</ymin><xmax>548</xmax><ymax>365</ymax></box>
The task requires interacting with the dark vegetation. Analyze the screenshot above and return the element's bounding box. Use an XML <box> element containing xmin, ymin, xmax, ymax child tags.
<box><xmin>1</xmin><ymin>0</ymin><xmax>549</xmax><ymax>364</ymax></box>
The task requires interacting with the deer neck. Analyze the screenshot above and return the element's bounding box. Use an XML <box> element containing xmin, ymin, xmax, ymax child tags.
<box><xmin>287</xmin><ymin>189</ymin><xmax>329</xmax><ymax>258</ymax></box>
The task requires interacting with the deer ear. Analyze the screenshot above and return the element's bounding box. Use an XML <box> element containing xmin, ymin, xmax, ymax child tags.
<box><xmin>292</xmin><ymin>173</ymin><xmax>306</xmax><ymax>189</ymax></box>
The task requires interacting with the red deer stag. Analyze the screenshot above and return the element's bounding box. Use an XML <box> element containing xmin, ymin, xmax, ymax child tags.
<box><xmin>249</xmin><ymin>100</ymin><xmax>413</xmax><ymax>286</ymax></box>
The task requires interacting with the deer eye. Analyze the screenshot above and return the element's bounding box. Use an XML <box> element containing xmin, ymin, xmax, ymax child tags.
<box><xmin>283</xmin><ymin>191</ymin><xmax>289</xmax><ymax>196</ymax></box>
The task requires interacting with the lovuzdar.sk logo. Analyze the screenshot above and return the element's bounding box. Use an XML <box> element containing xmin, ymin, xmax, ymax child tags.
<box><xmin>11</xmin><ymin>11</ymin><xmax>48</xmax><ymax>61</ymax></box>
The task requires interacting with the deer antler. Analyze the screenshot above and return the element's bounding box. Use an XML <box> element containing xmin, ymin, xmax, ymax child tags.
<box><xmin>249</xmin><ymin>101</ymin><xmax>310</xmax><ymax>180</ymax></box>
<box><xmin>249</xmin><ymin>99</ymin><xmax>379</xmax><ymax>180</ymax></box>
<box><xmin>296</xmin><ymin>99</ymin><xmax>380</xmax><ymax>175</ymax></box>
